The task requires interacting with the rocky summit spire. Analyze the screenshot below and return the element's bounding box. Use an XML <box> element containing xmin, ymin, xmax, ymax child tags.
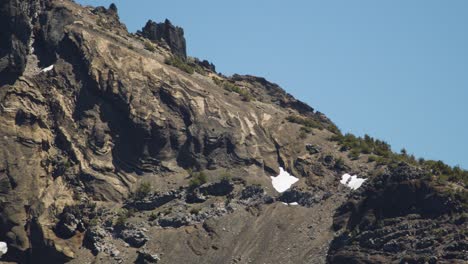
<box><xmin>140</xmin><ymin>19</ymin><xmax>187</xmax><ymax>60</ymax></box>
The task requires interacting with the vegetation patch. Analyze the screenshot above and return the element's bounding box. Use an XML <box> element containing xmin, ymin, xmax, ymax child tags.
<box><xmin>212</xmin><ymin>77</ymin><xmax>254</xmax><ymax>101</ymax></box>
<box><xmin>144</xmin><ymin>41</ymin><xmax>156</xmax><ymax>52</ymax></box>
<box><xmin>330</xmin><ymin>133</ymin><xmax>468</xmax><ymax>186</ymax></box>
<box><xmin>131</xmin><ymin>182</ymin><xmax>152</xmax><ymax>200</ymax></box>
<box><xmin>165</xmin><ymin>56</ymin><xmax>195</xmax><ymax>74</ymax></box>
<box><xmin>189</xmin><ymin>170</ymin><xmax>208</xmax><ymax>187</ymax></box>
<box><xmin>286</xmin><ymin>115</ymin><xmax>324</xmax><ymax>131</ymax></box>
<box><xmin>164</xmin><ymin>56</ymin><xmax>206</xmax><ymax>75</ymax></box>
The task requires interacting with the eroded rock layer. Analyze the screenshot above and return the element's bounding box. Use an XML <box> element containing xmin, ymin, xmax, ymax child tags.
<box><xmin>0</xmin><ymin>1</ymin><xmax>466</xmax><ymax>263</ymax></box>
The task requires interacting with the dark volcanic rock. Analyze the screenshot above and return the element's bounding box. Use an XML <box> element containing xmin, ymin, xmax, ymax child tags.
<box><xmin>140</xmin><ymin>19</ymin><xmax>187</xmax><ymax>59</ymax></box>
<box><xmin>126</xmin><ymin>190</ymin><xmax>182</xmax><ymax>211</ymax></box>
<box><xmin>54</xmin><ymin>212</ymin><xmax>80</xmax><ymax>238</ymax></box>
<box><xmin>0</xmin><ymin>0</ymin><xmax>465</xmax><ymax>263</ymax></box>
<box><xmin>158</xmin><ymin>212</ymin><xmax>191</xmax><ymax>228</ymax></box>
<box><xmin>278</xmin><ymin>187</ymin><xmax>329</xmax><ymax>207</ymax></box>
<box><xmin>0</xmin><ymin>0</ymin><xmax>38</xmax><ymax>84</ymax></box>
<box><xmin>198</xmin><ymin>179</ymin><xmax>234</xmax><ymax>196</ymax></box>
<box><xmin>327</xmin><ymin>164</ymin><xmax>468</xmax><ymax>263</ymax></box>
<box><xmin>239</xmin><ymin>185</ymin><xmax>274</xmax><ymax>206</ymax></box>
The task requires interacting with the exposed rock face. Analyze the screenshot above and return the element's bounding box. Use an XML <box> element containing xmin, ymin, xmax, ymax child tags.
<box><xmin>0</xmin><ymin>0</ymin><xmax>39</xmax><ymax>84</ymax></box>
<box><xmin>140</xmin><ymin>19</ymin><xmax>187</xmax><ymax>59</ymax></box>
<box><xmin>328</xmin><ymin>164</ymin><xmax>468</xmax><ymax>263</ymax></box>
<box><xmin>0</xmin><ymin>1</ymin><xmax>466</xmax><ymax>264</ymax></box>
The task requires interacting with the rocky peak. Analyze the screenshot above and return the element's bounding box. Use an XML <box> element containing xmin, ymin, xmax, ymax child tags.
<box><xmin>139</xmin><ymin>19</ymin><xmax>187</xmax><ymax>59</ymax></box>
<box><xmin>0</xmin><ymin>0</ymin><xmax>466</xmax><ymax>263</ymax></box>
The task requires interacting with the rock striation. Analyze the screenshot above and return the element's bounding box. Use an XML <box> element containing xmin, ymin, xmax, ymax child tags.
<box><xmin>0</xmin><ymin>1</ymin><xmax>466</xmax><ymax>263</ymax></box>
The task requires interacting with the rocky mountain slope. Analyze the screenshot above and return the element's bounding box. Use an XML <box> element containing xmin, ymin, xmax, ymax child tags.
<box><xmin>0</xmin><ymin>1</ymin><xmax>466</xmax><ymax>263</ymax></box>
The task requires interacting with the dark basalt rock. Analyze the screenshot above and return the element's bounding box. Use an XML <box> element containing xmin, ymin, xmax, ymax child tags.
<box><xmin>327</xmin><ymin>164</ymin><xmax>468</xmax><ymax>263</ymax></box>
<box><xmin>0</xmin><ymin>0</ymin><xmax>465</xmax><ymax>262</ymax></box>
<box><xmin>198</xmin><ymin>179</ymin><xmax>234</xmax><ymax>196</ymax></box>
<box><xmin>239</xmin><ymin>185</ymin><xmax>274</xmax><ymax>206</ymax></box>
<box><xmin>140</xmin><ymin>19</ymin><xmax>187</xmax><ymax>59</ymax></box>
<box><xmin>54</xmin><ymin>212</ymin><xmax>80</xmax><ymax>239</ymax></box>
<box><xmin>158</xmin><ymin>212</ymin><xmax>191</xmax><ymax>228</ymax></box>
<box><xmin>278</xmin><ymin>187</ymin><xmax>329</xmax><ymax>207</ymax></box>
<box><xmin>306</xmin><ymin>144</ymin><xmax>320</xmax><ymax>155</ymax></box>
<box><xmin>126</xmin><ymin>190</ymin><xmax>182</xmax><ymax>211</ymax></box>
<box><xmin>192</xmin><ymin>57</ymin><xmax>216</xmax><ymax>73</ymax></box>
<box><xmin>0</xmin><ymin>0</ymin><xmax>38</xmax><ymax>84</ymax></box>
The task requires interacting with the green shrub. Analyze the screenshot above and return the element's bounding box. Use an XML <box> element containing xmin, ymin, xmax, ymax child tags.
<box><xmin>327</xmin><ymin>124</ymin><xmax>341</xmax><ymax>135</ymax></box>
<box><xmin>334</xmin><ymin>157</ymin><xmax>346</xmax><ymax>170</ymax></box>
<box><xmin>189</xmin><ymin>171</ymin><xmax>208</xmax><ymax>187</ymax></box>
<box><xmin>298</xmin><ymin>130</ymin><xmax>308</xmax><ymax>139</ymax></box>
<box><xmin>223</xmin><ymin>82</ymin><xmax>253</xmax><ymax>101</ymax></box>
<box><xmin>219</xmin><ymin>170</ymin><xmax>232</xmax><ymax>181</ymax></box>
<box><xmin>144</xmin><ymin>41</ymin><xmax>156</xmax><ymax>52</ymax></box>
<box><xmin>148</xmin><ymin>212</ymin><xmax>158</xmax><ymax>221</ymax></box>
<box><xmin>88</xmin><ymin>217</ymin><xmax>99</xmax><ymax>227</ymax></box>
<box><xmin>190</xmin><ymin>207</ymin><xmax>201</xmax><ymax>215</ymax></box>
<box><xmin>300</xmin><ymin>126</ymin><xmax>313</xmax><ymax>134</ymax></box>
<box><xmin>367</xmin><ymin>155</ymin><xmax>378</xmax><ymax>163</ymax></box>
<box><xmin>212</xmin><ymin>77</ymin><xmax>224</xmax><ymax>86</ymax></box>
<box><xmin>212</xmin><ymin>77</ymin><xmax>254</xmax><ymax>101</ymax></box>
<box><xmin>114</xmin><ymin>209</ymin><xmax>133</xmax><ymax>227</ymax></box>
<box><xmin>165</xmin><ymin>56</ymin><xmax>194</xmax><ymax>74</ymax></box>
<box><xmin>132</xmin><ymin>182</ymin><xmax>152</xmax><ymax>200</ymax></box>
<box><xmin>286</xmin><ymin>115</ymin><xmax>323</xmax><ymax>130</ymax></box>
<box><xmin>294</xmin><ymin>103</ymin><xmax>468</xmax><ymax>187</ymax></box>
<box><xmin>348</xmin><ymin>149</ymin><xmax>360</xmax><ymax>160</ymax></box>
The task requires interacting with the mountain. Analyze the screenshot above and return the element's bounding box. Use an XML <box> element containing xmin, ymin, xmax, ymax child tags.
<box><xmin>0</xmin><ymin>1</ymin><xmax>466</xmax><ymax>263</ymax></box>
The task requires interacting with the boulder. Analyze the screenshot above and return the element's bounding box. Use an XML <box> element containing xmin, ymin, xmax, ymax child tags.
<box><xmin>136</xmin><ymin>249</ymin><xmax>160</xmax><ymax>263</ymax></box>
<box><xmin>118</xmin><ymin>226</ymin><xmax>149</xmax><ymax>248</ymax></box>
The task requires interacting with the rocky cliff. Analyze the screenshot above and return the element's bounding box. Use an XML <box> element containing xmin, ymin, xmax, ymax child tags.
<box><xmin>0</xmin><ymin>1</ymin><xmax>466</xmax><ymax>263</ymax></box>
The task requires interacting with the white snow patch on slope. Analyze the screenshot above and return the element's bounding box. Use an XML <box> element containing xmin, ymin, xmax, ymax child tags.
<box><xmin>41</xmin><ymin>65</ymin><xmax>54</xmax><ymax>72</ymax></box>
<box><xmin>340</xmin><ymin>173</ymin><xmax>366</xmax><ymax>190</ymax></box>
<box><xmin>271</xmin><ymin>167</ymin><xmax>299</xmax><ymax>193</ymax></box>
<box><xmin>281</xmin><ymin>202</ymin><xmax>299</xmax><ymax>206</ymax></box>
<box><xmin>0</xmin><ymin>242</ymin><xmax>7</xmax><ymax>257</ymax></box>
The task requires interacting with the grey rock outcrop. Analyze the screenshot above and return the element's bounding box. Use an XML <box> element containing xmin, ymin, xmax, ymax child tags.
<box><xmin>140</xmin><ymin>19</ymin><xmax>187</xmax><ymax>59</ymax></box>
<box><xmin>136</xmin><ymin>249</ymin><xmax>160</xmax><ymax>263</ymax></box>
<box><xmin>118</xmin><ymin>226</ymin><xmax>149</xmax><ymax>248</ymax></box>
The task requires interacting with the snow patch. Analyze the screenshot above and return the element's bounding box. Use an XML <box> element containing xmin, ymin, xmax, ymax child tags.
<box><xmin>41</xmin><ymin>65</ymin><xmax>54</xmax><ymax>72</ymax></box>
<box><xmin>271</xmin><ymin>167</ymin><xmax>299</xmax><ymax>193</ymax></box>
<box><xmin>281</xmin><ymin>202</ymin><xmax>299</xmax><ymax>206</ymax></box>
<box><xmin>0</xmin><ymin>242</ymin><xmax>7</xmax><ymax>257</ymax></box>
<box><xmin>340</xmin><ymin>173</ymin><xmax>366</xmax><ymax>190</ymax></box>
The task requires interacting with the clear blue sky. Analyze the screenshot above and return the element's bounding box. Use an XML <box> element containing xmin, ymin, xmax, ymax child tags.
<box><xmin>77</xmin><ymin>0</ymin><xmax>468</xmax><ymax>169</ymax></box>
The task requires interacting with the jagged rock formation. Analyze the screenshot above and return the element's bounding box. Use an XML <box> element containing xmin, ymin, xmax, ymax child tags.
<box><xmin>328</xmin><ymin>165</ymin><xmax>467</xmax><ymax>263</ymax></box>
<box><xmin>140</xmin><ymin>19</ymin><xmax>187</xmax><ymax>60</ymax></box>
<box><xmin>0</xmin><ymin>1</ymin><xmax>466</xmax><ymax>263</ymax></box>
